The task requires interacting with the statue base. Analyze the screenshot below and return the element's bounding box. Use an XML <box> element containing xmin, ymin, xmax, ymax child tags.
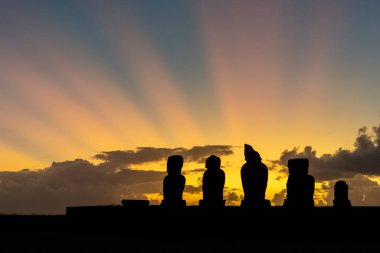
<box><xmin>333</xmin><ymin>200</ymin><xmax>352</xmax><ymax>208</ymax></box>
<box><xmin>283</xmin><ymin>199</ymin><xmax>315</xmax><ymax>208</ymax></box>
<box><xmin>199</xmin><ymin>199</ymin><xmax>226</xmax><ymax>207</ymax></box>
<box><xmin>121</xmin><ymin>200</ymin><xmax>150</xmax><ymax>208</ymax></box>
<box><xmin>160</xmin><ymin>200</ymin><xmax>186</xmax><ymax>207</ymax></box>
<box><xmin>240</xmin><ymin>199</ymin><xmax>271</xmax><ymax>208</ymax></box>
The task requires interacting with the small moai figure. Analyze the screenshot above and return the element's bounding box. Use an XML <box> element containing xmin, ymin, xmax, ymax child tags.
<box><xmin>283</xmin><ymin>158</ymin><xmax>315</xmax><ymax>207</ymax></box>
<box><xmin>334</xmin><ymin>181</ymin><xmax>352</xmax><ymax>208</ymax></box>
<box><xmin>161</xmin><ymin>155</ymin><xmax>186</xmax><ymax>207</ymax></box>
<box><xmin>240</xmin><ymin>144</ymin><xmax>271</xmax><ymax>207</ymax></box>
<box><xmin>199</xmin><ymin>155</ymin><xmax>225</xmax><ymax>207</ymax></box>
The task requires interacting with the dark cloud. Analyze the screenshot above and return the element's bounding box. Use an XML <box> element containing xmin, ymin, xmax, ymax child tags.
<box><xmin>0</xmin><ymin>159</ymin><xmax>165</xmax><ymax>214</ymax></box>
<box><xmin>183</xmin><ymin>168</ymin><xmax>205</xmax><ymax>175</ymax></box>
<box><xmin>323</xmin><ymin>175</ymin><xmax>380</xmax><ymax>206</ymax></box>
<box><xmin>270</xmin><ymin>125</ymin><xmax>380</xmax><ymax>206</ymax></box>
<box><xmin>271</xmin><ymin>189</ymin><xmax>286</xmax><ymax>206</ymax></box>
<box><xmin>272</xmin><ymin>124</ymin><xmax>380</xmax><ymax>181</ymax></box>
<box><xmin>271</xmin><ymin>175</ymin><xmax>380</xmax><ymax>206</ymax></box>
<box><xmin>94</xmin><ymin>145</ymin><xmax>234</xmax><ymax>169</ymax></box>
<box><xmin>224</xmin><ymin>192</ymin><xmax>240</xmax><ymax>202</ymax></box>
<box><xmin>224</xmin><ymin>188</ymin><xmax>243</xmax><ymax>206</ymax></box>
<box><xmin>0</xmin><ymin>145</ymin><xmax>233</xmax><ymax>214</ymax></box>
<box><xmin>183</xmin><ymin>145</ymin><xmax>234</xmax><ymax>163</ymax></box>
<box><xmin>274</xmin><ymin>175</ymin><xmax>284</xmax><ymax>181</ymax></box>
<box><xmin>184</xmin><ymin>185</ymin><xmax>202</xmax><ymax>194</ymax></box>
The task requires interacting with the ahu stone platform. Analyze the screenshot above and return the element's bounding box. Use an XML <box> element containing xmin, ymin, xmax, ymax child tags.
<box><xmin>0</xmin><ymin>206</ymin><xmax>379</xmax><ymax>252</ymax></box>
<box><xmin>64</xmin><ymin>205</ymin><xmax>380</xmax><ymax>240</ymax></box>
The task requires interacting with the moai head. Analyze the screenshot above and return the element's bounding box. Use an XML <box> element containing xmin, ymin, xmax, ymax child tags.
<box><xmin>205</xmin><ymin>155</ymin><xmax>221</xmax><ymax>171</ymax></box>
<box><xmin>287</xmin><ymin>158</ymin><xmax>309</xmax><ymax>176</ymax></box>
<box><xmin>334</xmin><ymin>180</ymin><xmax>349</xmax><ymax>201</ymax></box>
<box><xmin>244</xmin><ymin>144</ymin><xmax>261</xmax><ymax>163</ymax></box>
<box><xmin>167</xmin><ymin>155</ymin><xmax>184</xmax><ymax>175</ymax></box>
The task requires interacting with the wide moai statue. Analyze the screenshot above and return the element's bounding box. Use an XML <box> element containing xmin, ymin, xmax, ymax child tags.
<box><xmin>283</xmin><ymin>158</ymin><xmax>315</xmax><ymax>208</ymax></box>
<box><xmin>241</xmin><ymin>144</ymin><xmax>271</xmax><ymax>207</ymax></box>
<box><xmin>334</xmin><ymin>181</ymin><xmax>352</xmax><ymax>208</ymax></box>
<box><xmin>161</xmin><ymin>155</ymin><xmax>186</xmax><ymax>207</ymax></box>
<box><xmin>199</xmin><ymin>155</ymin><xmax>226</xmax><ymax>207</ymax></box>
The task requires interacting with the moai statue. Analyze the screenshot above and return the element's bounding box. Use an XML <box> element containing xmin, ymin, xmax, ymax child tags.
<box><xmin>200</xmin><ymin>155</ymin><xmax>225</xmax><ymax>207</ymax></box>
<box><xmin>241</xmin><ymin>144</ymin><xmax>270</xmax><ymax>207</ymax></box>
<box><xmin>283</xmin><ymin>158</ymin><xmax>315</xmax><ymax>207</ymax></box>
<box><xmin>161</xmin><ymin>155</ymin><xmax>186</xmax><ymax>207</ymax></box>
<box><xmin>334</xmin><ymin>181</ymin><xmax>352</xmax><ymax>208</ymax></box>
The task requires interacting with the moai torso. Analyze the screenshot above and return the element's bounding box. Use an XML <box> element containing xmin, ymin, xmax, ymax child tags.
<box><xmin>241</xmin><ymin>162</ymin><xmax>268</xmax><ymax>202</ymax></box>
<box><xmin>202</xmin><ymin>169</ymin><xmax>225</xmax><ymax>202</ymax></box>
<box><xmin>162</xmin><ymin>155</ymin><xmax>186</xmax><ymax>207</ymax></box>
<box><xmin>333</xmin><ymin>180</ymin><xmax>351</xmax><ymax>208</ymax></box>
<box><xmin>163</xmin><ymin>174</ymin><xmax>186</xmax><ymax>202</ymax></box>
<box><xmin>285</xmin><ymin>158</ymin><xmax>315</xmax><ymax>207</ymax></box>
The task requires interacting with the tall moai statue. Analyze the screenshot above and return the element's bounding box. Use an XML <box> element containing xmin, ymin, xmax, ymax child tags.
<box><xmin>283</xmin><ymin>158</ymin><xmax>315</xmax><ymax>207</ymax></box>
<box><xmin>241</xmin><ymin>144</ymin><xmax>271</xmax><ymax>207</ymax></box>
<box><xmin>161</xmin><ymin>155</ymin><xmax>186</xmax><ymax>207</ymax></box>
<box><xmin>334</xmin><ymin>181</ymin><xmax>352</xmax><ymax>208</ymax></box>
<box><xmin>200</xmin><ymin>155</ymin><xmax>225</xmax><ymax>207</ymax></box>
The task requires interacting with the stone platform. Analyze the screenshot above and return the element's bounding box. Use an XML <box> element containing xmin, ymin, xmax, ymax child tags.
<box><xmin>0</xmin><ymin>206</ymin><xmax>378</xmax><ymax>252</ymax></box>
<box><xmin>64</xmin><ymin>206</ymin><xmax>380</xmax><ymax>240</ymax></box>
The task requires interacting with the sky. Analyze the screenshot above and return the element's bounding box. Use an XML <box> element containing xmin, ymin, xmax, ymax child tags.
<box><xmin>1</xmin><ymin>0</ymin><xmax>380</xmax><ymax>213</ymax></box>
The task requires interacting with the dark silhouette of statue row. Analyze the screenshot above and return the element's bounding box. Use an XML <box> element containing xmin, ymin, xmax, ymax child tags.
<box><xmin>161</xmin><ymin>154</ymin><xmax>226</xmax><ymax>208</ymax></box>
<box><xmin>160</xmin><ymin>144</ymin><xmax>351</xmax><ymax>208</ymax></box>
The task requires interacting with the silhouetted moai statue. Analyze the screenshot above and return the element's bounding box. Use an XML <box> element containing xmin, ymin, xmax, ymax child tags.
<box><xmin>161</xmin><ymin>155</ymin><xmax>186</xmax><ymax>207</ymax></box>
<box><xmin>241</xmin><ymin>144</ymin><xmax>270</xmax><ymax>207</ymax></box>
<box><xmin>199</xmin><ymin>155</ymin><xmax>225</xmax><ymax>207</ymax></box>
<box><xmin>283</xmin><ymin>158</ymin><xmax>315</xmax><ymax>207</ymax></box>
<box><xmin>334</xmin><ymin>181</ymin><xmax>352</xmax><ymax>208</ymax></box>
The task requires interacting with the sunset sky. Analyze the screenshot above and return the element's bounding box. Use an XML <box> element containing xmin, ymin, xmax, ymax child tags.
<box><xmin>1</xmin><ymin>0</ymin><xmax>380</xmax><ymax>213</ymax></box>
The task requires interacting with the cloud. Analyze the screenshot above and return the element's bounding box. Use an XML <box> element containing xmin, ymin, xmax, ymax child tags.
<box><xmin>224</xmin><ymin>188</ymin><xmax>243</xmax><ymax>206</ymax></box>
<box><xmin>184</xmin><ymin>185</ymin><xmax>202</xmax><ymax>194</ymax></box>
<box><xmin>0</xmin><ymin>145</ymin><xmax>233</xmax><ymax>214</ymax></box>
<box><xmin>183</xmin><ymin>168</ymin><xmax>205</xmax><ymax>175</ymax></box>
<box><xmin>271</xmin><ymin>189</ymin><xmax>286</xmax><ymax>206</ymax></box>
<box><xmin>224</xmin><ymin>192</ymin><xmax>240</xmax><ymax>201</ymax></box>
<box><xmin>271</xmin><ymin>176</ymin><xmax>380</xmax><ymax>207</ymax></box>
<box><xmin>272</xmin><ymin>124</ymin><xmax>380</xmax><ymax>181</ymax></box>
<box><xmin>182</xmin><ymin>145</ymin><xmax>234</xmax><ymax>163</ymax></box>
<box><xmin>0</xmin><ymin>159</ymin><xmax>165</xmax><ymax>214</ymax></box>
<box><xmin>94</xmin><ymin>145</ymin><xmax>233</xmax><ymax>169</ymax></box>
<box><xmin>269</xmin><ymin>124</ymin><xmax>380</xmax><ymax>206</ymax></box>
<box><xmin>274</xmin><ymin>175</ymin><xmax>284</xmax><ymax>181</ymax></box>
<box><xmin>323</xmin><ymin>175</ymin><xmax>380</xmax><ymax>206</ymax></box>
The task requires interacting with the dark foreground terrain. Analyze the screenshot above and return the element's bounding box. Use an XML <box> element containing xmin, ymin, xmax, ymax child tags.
<box><xmin>0</xmin><ymin>206</ymin><xmax>379</xmax><ymax>252</ymax></box>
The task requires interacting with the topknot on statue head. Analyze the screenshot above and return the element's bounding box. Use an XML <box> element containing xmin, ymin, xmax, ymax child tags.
<box><xmin>287</xmin><ymin>158</ymin><xmax>309</xmax><ymax>176</ymax></box>
<box><xmin>167</xmin><ymin>155</ymin><xmax>184</xmax><ymax>174</ymax></box>
<box><xmin>244</xmin><ymin>144</ymin><xmax>261</xmax><ymax>163</ymax></box>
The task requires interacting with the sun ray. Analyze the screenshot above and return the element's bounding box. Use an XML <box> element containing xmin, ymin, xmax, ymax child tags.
<box><xmin>88</xmin><ymin>2</ymin><xmax>205</xmax><ymax>146</ymax></box>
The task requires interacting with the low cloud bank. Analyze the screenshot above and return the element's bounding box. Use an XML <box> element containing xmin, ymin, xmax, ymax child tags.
<box><xmin>271</xmin><ymin>125</ymin><xmax>380</xmax><ymax>206</ymax></box>
<box><xmin>0</xmin><ymin>145</ymin><xmax>233</xmax><ymax>214</ymax></box>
